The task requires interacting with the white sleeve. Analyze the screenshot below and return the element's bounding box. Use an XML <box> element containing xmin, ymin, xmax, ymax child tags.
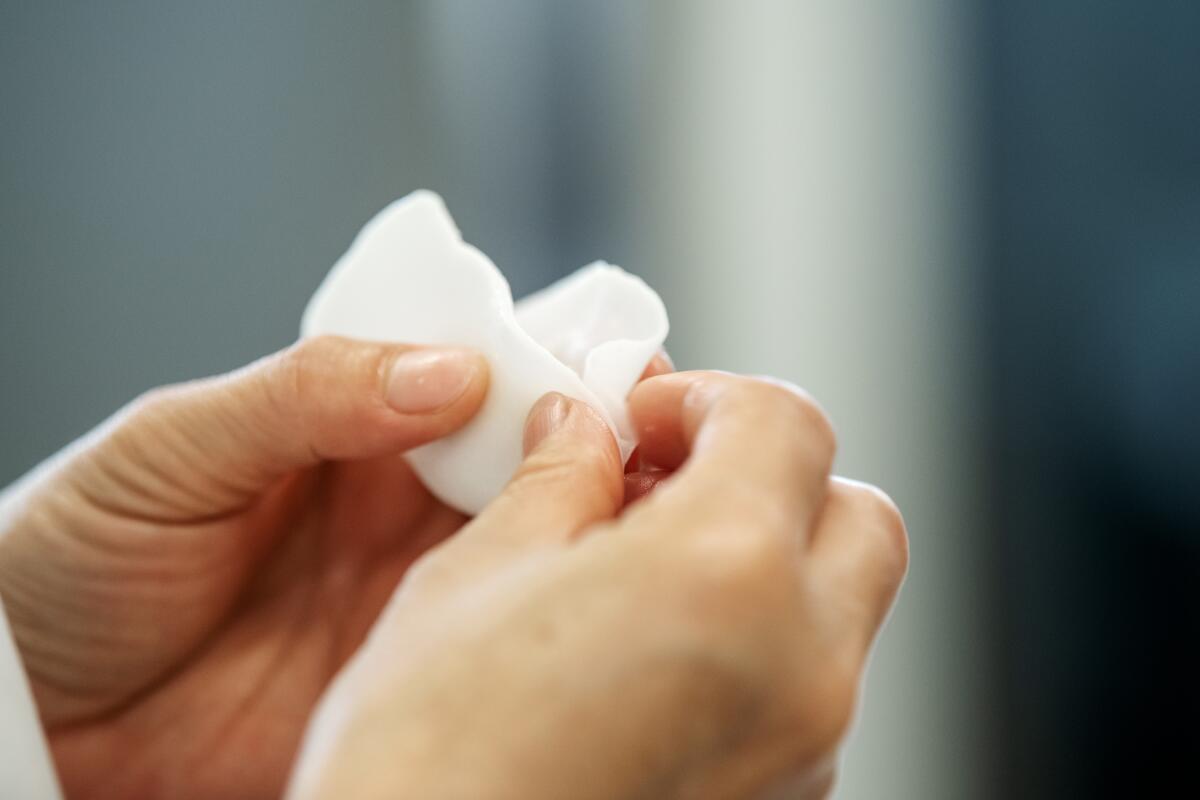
<box><xmin>0</xmin><ymin>597</ymin><xmax>62</xmax><ymax>799</ymax></box>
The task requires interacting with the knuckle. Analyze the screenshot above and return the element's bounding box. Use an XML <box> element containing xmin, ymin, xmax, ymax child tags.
<box><xmin>265</xmin><ymin>343</ymin><xmax>315</xmax><ymax>430</ymax></box>
<box><xmin>94</xmin><ymin>383</ymin><xmax>203</xmax><ymax>489</ymax></box>
<box><xmin>847</xmin><ymin>483</ymin><xmax>910</xmax><ymax>582</ymax></box>
<box><xmin>282</xmin><ymin>335</ymin><xmax>343</xmax><ymax>393</ymax></box>
<box><xmin>737</xmin><ymin>379</ymin><xmax>837</xmax><ymax>462</ymax></box>
<box><xmin>515</xmin><ymin>451</ymin><xmax>581</xmax><ymax>489</ymax></box>
<box><xmin>253</xmin><ymin>339</ymin><xmax>355</xmax><ymax>461</ymax></box>
<box><xmin>122</xmin><ymin>383</ymin><xmax>194</xmax><ymax>433</ymax></box>
<box><xmin>782</xmin><ymin>387</ymin><xmax>838</xmax><ymax>461</ymax></box>
<box><xmin>515</xmin><ymin>444</ymin><xmax>621</xmax><ymax>505</ymax></box>
<box><xmin>128</xmin><ymin>384</ymin><xmax>178</xmax><ymax>418</ymax></box>
<box><xmin>291</xmin><ymin>333</ymin><xmax>345</xmax><ymax>360</ymax></box>
<box><xmin>272</xmin><ymin>335</ymin><xmax>375</xmax><ymax>426</ymax></box>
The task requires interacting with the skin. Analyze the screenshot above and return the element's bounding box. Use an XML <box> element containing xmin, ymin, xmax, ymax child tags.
<box><xmin>289</xmin><ymin>373</ymin><xmax>908</xmax><ymax>800</ymax></box>
<box><xmin>0</xmin><ymin>336</ymin><xmax>906</xmax><ymax>800</ymax></box>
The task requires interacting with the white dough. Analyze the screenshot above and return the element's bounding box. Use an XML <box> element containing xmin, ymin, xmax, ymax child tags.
<box><xmin>301</xmin><ymin>191</ymin><xmax>669</xmax><ymax>514</ymax></box>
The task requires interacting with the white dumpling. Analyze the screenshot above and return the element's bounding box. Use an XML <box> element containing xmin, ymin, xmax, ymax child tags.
<box><xmin>301</xmin><ymin>190</ymin><xmax>669</xmax><ymax>515</ymax></box>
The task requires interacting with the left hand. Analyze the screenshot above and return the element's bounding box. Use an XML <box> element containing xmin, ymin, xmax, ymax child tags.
<box><xmin>0</xmin><ymin>335</ymin><xmax>501</xmax><ymax>799</ymax></box>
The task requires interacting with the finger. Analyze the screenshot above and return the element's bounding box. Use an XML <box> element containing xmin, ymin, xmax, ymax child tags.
<box><xmin>622</xmin><ymin>468</ymin><xmax>673</xmax><ymax>507</ymax></box>
<box><xmin>460</xmin><ymin>393</ymin><xmax>624</xmax><ymax>552</ymax></box>
<box><xmin>806</xmin><ymin>478</ymin><xmax>909</xmax><ymax>653</ymax></box>
<box><xmin>625</xmin><ymin>371</ymin><xmax>836</xmax><ymax>540</ymax></box>
<box><xmin>621</xmin><ymin>350</ymin><xmax>674</xmax><ymax>475</ymax></box>
<box><xmin>639</xmin><ymin>349</ymin><xmax>675</xmax><ymax>382</ymax></box>
<box><xmin>78</xmin><ymin>335</ymin><xmax>488</xmax><ymax>518</ymax></box>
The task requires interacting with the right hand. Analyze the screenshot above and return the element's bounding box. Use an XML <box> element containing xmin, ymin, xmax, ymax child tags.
<box><xmin>288</xmin><ymin>371</ymin><xmax>909</xmax><ymax>799</ymax></box>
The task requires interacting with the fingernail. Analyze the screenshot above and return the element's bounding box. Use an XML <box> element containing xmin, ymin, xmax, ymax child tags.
<box><xmin>385</xmin><ymin>348</ymin><xmax>482</xmax><ymax>414</ymax></box>
<box><xmin>523</xmin><ymin>392</ymin><xmax>571</xmax><ymax>454</ymax></box>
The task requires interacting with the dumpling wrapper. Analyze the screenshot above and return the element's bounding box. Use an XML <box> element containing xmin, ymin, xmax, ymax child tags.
<box><xmin>301</xmin><ymin>190</ymin><xmax>669</xmax><ymax>515</ymax></box>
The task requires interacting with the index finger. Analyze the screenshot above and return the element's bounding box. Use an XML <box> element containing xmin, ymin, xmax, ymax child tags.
<box><xmin>625</xmin><ymin>371</ymin><xmax>836</xmax><ymax>540</ymax></box>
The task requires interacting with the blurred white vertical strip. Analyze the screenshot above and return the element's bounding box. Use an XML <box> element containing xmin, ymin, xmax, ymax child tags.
<box><xmin>634</xmin><ymin>2</ymin><xmax>985</xmax><ymax>799</ymax></box>
<box><xmin>0</xmin><ymin>599</ymin><xmax>62</xmax><ymax>799</ymax></box>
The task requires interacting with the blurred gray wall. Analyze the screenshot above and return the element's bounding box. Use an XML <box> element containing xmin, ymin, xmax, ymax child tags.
<box><xmin>1</xmin><ymin>3</ymin><xmax>987</xmax><ymax>798</ymax></box>
<box><xmin>3</xmin><ymin>2</ymin><xmax>436</xmax><ymax>478</ymax></box>
<box><xmin>1</xmin><ymin>1</ymin><xmax>640</xmax><ymax>481</ymax></box>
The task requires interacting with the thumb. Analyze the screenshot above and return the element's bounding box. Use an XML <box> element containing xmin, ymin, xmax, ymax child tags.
<box><xmin>73</xmin><ymin>335</ymin><xmax>488</xmax><ymax>518</ymax></box>
<box><xmin>457</xmin><ymin>393</ymin><xmax>624</xmax><ymax>555</ymax></box>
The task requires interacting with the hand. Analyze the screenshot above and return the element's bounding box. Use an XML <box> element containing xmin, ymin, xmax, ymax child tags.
<box><xmin>288</xmin><ymin>372</ymin><xmax>908</xmax><ymax>799</ymax></box>
<box><xmin>0</xmin><ymin>336</ymin><xmax>493</xmax><ymax>799</ymax></box>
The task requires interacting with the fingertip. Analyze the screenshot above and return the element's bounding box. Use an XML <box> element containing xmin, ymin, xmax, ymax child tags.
<box><xmin>460</xmin><ymin>393</ymin><xmax>623</xmax><ymax>551</ymax></box>
<box><xmin>627</xmin><ymin>371</ymin><xmax>725</xmax><ymax>469</ymax></box>
<box><xmin>522</xmin><ymin>393</ymin><xmax>621</xmax><ymax>475</ymax></box>
<box><xmin>383</xmin><ymin>346</ymin><xmax>489</xmax><ymax>417</ymax></box>
<box><xmin>628</xmin><ymin>370</ymin><xmax>730</xmax><ymax>410</ymax></box>
<box><xmin>523</xmin><ymin>392</ymin><xmax>571</xmax><ymax>455</ymax></box>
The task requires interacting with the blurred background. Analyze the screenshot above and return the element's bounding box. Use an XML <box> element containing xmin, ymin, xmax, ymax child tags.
<box><xmin>1</xmin><ymin>2</ymin><xmax>1196</xmax><ymax>797</ymax></box>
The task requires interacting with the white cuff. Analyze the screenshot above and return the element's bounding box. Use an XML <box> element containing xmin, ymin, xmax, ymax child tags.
<box><xmin>0</xmin><ymin>597</ymin><xmax>62</xmax><ymax>799</ymax></box>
